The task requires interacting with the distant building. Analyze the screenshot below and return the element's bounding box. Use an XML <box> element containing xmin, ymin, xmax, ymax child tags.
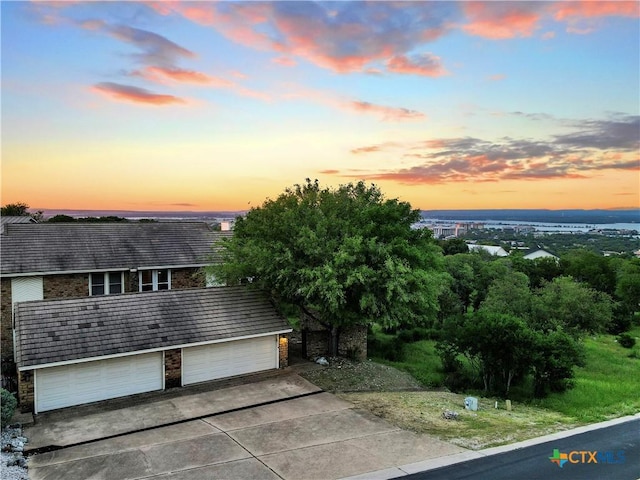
<box><xmin>466</xmin><ymin>244</ymin><xmax>509</xmax><ymax>257</ymax></box>
<box><xmin>523</xmin><ymin>249</ymin><xmax>558</xmax><ymax>261</ymax></box>
<box><xmin>423</xmin><ymin>221</ymin><xmax>485</xmax><ymax>239</ymax></box>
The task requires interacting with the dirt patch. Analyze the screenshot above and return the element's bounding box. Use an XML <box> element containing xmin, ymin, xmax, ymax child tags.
<box><xmin>298</xmin><ymin>357</ymin><xmax>424</xmax><ymax>392</ymax></box>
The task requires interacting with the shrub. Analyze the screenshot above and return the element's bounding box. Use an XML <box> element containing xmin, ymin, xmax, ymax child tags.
<box><xmin>397</xmin><ymin>327</ymin><xmax>443</xmax><ymax>344</ymax></box>
<box><xmin>367</xmin><ymin>334</ymin><xmax>404</xmax><ymax>361</ymax></box>
<box><xmin>1</xmin><ymin>388</ymin><xmax>17</xmax><ymax>429</ymax></box>
<box><xmin>617</xmin><ymin>333</ymin><xmax>636</xmax><ymax>349</ymax></box>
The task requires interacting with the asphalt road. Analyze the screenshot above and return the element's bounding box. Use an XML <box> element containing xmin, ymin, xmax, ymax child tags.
<box><xmin>400</xmin><ymin>418</ymin><xmax>639</xmax><ymax>480</ymax></box>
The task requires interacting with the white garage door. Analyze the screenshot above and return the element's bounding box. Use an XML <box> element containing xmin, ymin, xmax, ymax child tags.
<box><xmin>35</xmin><ymin>352</ymin><xmax>163</xmax><ymax>413</ymax></box>
<box><xmin>183</xmin><ymin>336</ymin><xmax>277</xmax><ymax>386</ymax></box>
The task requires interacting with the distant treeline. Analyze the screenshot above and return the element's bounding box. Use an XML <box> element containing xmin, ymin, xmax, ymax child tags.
<box><xmin>421</xmin><ymin>209</ymin><xmax>640</xmax><ymax>224</ymax></box>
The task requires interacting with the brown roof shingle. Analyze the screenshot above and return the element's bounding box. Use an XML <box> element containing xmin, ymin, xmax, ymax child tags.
<box><xmin>1</xmin><ymin>222</ymin><xmax>232</xmax><ymax>275</ymax></box>
<box><xmin>15</xmin><ymin>286</ymin><xmax>291</xmax><ymax>368</ymax></box>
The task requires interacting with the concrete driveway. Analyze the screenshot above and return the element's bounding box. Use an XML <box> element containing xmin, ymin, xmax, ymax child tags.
<box><xmin>26</xmin><ymin>373</ymin><xmax>466</xmax><ymax>480</ymax></box>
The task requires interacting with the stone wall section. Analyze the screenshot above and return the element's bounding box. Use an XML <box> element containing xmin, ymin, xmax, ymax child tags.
<box><xmin>17</xmin><ymin>371</ymin><xmax>34</xmax><ymax>413</ymax></box>
<box><xmin>170</xmin><ymin>268</ymin><xmax>205</xmax><ymax>289</ymax></box>
<box><xmin>43</xmin><ymin>274</ymin><xmax>88</xmax><ymax>299</ymax></box>
<box><xmin>164</xmin><ymin>349</ymin><xmax>182</xmax><ymax>389</ymax></box>
<box><xmin>1</xmin><ymin>279</ymin><xmax>12</xmax><ymax>357</ymax></box>
<box><xmin>300</xmin><ymin>311</ymin><xmax>367</xmax><ymax>361</ymax></box>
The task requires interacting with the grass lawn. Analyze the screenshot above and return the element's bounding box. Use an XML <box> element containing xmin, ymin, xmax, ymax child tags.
<box><xmin>530</xmin><ymin>325</ymin><xmax>640</xmax><ymax>422</ymax></box>
<box><xmin>340</xmin><ymin>390</ymin><xmax>581</xmax><ymax>449</ymax></box>
<box><xmin>364</xmin><ymin>324</ymin><xmax>640</xmax><ymax>441</ymax></box>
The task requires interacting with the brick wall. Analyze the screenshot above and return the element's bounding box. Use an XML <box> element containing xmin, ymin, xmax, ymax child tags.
<box><xmin>1</xmin><ymin>279</ymin><xmax>12</xmax><ymax>357</ymax></box>
<box><xmin>300</xmin><ymin>311</ymin><xmax>367</xmax><ymax>361</ymax></box>
<box><xmin>18</xmin><ymin>371</ymin><xmax>34</xmax><ymax>413</ymax></box>
<box><xmin>43</xmin><ymin>274</ymin><xmax>88</xmax><ymax>299</ymax></box>
<box><xmin>171</xmin><ymin>268</ymin><xmax>205</xmax><ymax>289</ymax></box>
<box><xmin>278</xmin><ymin>334</ymin><xmax>289</xmax><ymax>368</ymax></box>
<box><xmin>164</xmin><ymin>349</ymin><xmax>182</xmax><ymax>388</ymax></box>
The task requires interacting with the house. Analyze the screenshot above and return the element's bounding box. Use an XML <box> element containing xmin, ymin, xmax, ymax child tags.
<box><xmin>466</xmin><ymin>244</ymin><xmax>509</xmax><ymax>257</ymax></box>
<box><xmin>0</xmin><ymin>215</ymin><xmax>37</xmax><ymax>234</ymax></box>
<box><xmin>523</xmin><ymin>249</ymin><xmax>559</xmax><ymax>261</ymax></box>
<box><xmin>1</xmin><ymin>222</ymin><xmax>291</xmax><ymax>413</ymax></box>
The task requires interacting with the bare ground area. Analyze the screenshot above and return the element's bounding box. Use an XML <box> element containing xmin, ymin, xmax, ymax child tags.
<box><xmin>299</xmin><ymin>358</ymin><xmax>582</xmax><ymax>450</ymax></box>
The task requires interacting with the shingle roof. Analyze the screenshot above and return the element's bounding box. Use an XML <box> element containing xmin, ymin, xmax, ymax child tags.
<box><xmin>467</xmin><ymin>244</ymin><xmax>509</xmax><ymax>257</ymax></box>
<box><xmin>1</xmin><ymin>222</ymin><xmax>232</xmax><ymax>275</ymax></box>
<box><xmin>523</xmin><ymin>249</ymin><xmax>558</xmax><ymax>260</ymax></box>
<box><xmin>1</xmin><ymin>216</ymin><xmax>37</xmax><ymax>225</ymax></box>
<box><xmin>15</xmin><ymin>286</ymin><xmax>291</xmax><ymax>368</ymax></box>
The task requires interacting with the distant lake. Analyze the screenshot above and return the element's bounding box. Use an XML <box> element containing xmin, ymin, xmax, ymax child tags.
<box><xmin>421</xmin><ymin>219</ymin><xmax>640</xmax><ymax>233</ymax></box>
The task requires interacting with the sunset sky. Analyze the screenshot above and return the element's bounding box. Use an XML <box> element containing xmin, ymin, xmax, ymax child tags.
<box><xmin>2</xmin><ymin>1</ymin><xmax>639</xmax><ymax>212</ymax></box>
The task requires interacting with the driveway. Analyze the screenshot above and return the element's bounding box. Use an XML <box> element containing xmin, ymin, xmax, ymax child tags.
<box><xmin>25</xmin><ymin>373</ymin><xmax>466</xmax><ymax>480</ymax></box>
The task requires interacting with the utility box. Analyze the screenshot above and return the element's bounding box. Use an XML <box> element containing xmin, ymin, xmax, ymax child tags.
<box><xmin>464</xmin><ymin>397</ymin><xmax>478</xmax><ymax>411</ymax></box>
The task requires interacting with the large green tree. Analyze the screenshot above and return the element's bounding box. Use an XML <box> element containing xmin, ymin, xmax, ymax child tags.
<box><xmin>533</xmin><ymin>276</ymin><xmax>613</xmax><ymax>334</ymax></box>
<box><xmin>211</xmin><ymin>179</ymin><xmax>447</xmax><ymax>355</ymax></box>
<box><xmin>1</xmin><ymin>202</ymin><xmax>30</xmax><ymax>216</ymax></box>
<box><xmin>1</xmin><ymin>202</ymin><xmax>43</xmax><ymax>221</ymax></box>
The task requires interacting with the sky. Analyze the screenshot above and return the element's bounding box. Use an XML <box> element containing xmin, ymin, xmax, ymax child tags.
<box><xmin>1</xmin><ymin>1</ymin><xmax>639</xmax><ymax>212</ymax></box>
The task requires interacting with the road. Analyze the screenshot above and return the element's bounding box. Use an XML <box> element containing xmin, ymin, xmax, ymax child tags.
<box><xmin>400</xmin><ymin>418</ymin><xmax>639</xmax><ymax>480</ymax></box>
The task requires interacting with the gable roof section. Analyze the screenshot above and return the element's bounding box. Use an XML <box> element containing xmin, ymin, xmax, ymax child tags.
<box><xmin>466</xmin><ymin>244</ymin><xmax>509</xmax><ymax>257</ymax></box>
<box><xmin>1</xmin><ymin>216</ymin><xmax>37</xmax><ymax>234</ymax></box>
<box><xmin>1</xmin><ymin>216</ymin><xmax>37</xmax><ymax>225</ymax></box>
<box><xmin>523</xmin><ymin>249</ymin><xmax>559</xmax><ymax>260</ymax></box>
<box><xmin>1</xmin><ymin>222</ymin><xmax>232</xmax><ymax>275</ymax></box>
<box><xmin>15</xmin><ymin>286</ymin><xmax>291</xmax><ymax>369</ymax></box>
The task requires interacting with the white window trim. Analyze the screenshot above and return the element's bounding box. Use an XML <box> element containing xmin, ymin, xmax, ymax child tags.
<box><xmin>139</xmin><ymin>269</ymin><xmax>171</xmax><ymax>292</ymax></box>
<box><xmin>89</xmin><ymin>271</ymin><xmax>124</xmax><ymax>296</ymax></box>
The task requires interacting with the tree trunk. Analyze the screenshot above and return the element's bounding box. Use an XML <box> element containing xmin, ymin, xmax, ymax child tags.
<box><xmin>506</xmin><ymin>370</ymin><xmax>514</xmax><ymax>396</ymax></box>
<box><xmin>328</xmin><ymin>325</ymin><xmax>340</xmax><ymax>357</ymax></box>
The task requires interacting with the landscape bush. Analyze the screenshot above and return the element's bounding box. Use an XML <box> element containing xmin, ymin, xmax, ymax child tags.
<box><xmin>1</xmin><ymin>388</ymin><xmax>17</xmax><ymax>429</ymax></box>
<box><xmin>617</xmin><ymin>333</ymin><xmax>636</xmax><ymax>349</ymax></box>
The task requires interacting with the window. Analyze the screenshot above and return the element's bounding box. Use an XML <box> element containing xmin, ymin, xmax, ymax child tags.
<box><xmin>90</xmin><ymin>272</ymin><xmax>124</xmax><ymax>296</ymax></box>
<box><xmin>139</xmin><ymin>269</ymin><xmax>171</xmax><ymax>292</ymax></box>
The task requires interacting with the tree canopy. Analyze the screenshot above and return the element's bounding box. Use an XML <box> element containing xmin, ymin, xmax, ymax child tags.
<box><xmin>1</xmin><ymin>202</ymin><xmax>30</xmax><ymax>216</ymax></box>
<box><xmin>211</xmin><ymin>179</ymin><xmax>447</xmax><ymax>354</ymax></box>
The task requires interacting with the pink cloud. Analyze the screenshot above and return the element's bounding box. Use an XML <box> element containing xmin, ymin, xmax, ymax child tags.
<box><xmin>91</xmin><ymin>82</ymin><xmax>185</xmax><ymax>105</ymax></box>
<box><xmin>347</xmin><ymin>101</ymin><xmax>426</xmax><ymax>122</ymax></box>
<box><xmin>146</xmin><ymin>2</ymin><xmax>454</xmax><ymax>75</ymax></box>
<box><xmin>487</xmin><ymin>74</ymin><xmax>506</xmax><ymax>81</ymax></box>
<box><xmin>145</xmin><ymin>1</ymin><xmax>218</xmax><ymax>25</ymax></box>
<box><xmin>343</xmin><ymin>117</ymin><xmax>639</xmax><ymax>184</ymax></box>
<box><xmin>233</xmin><ymin>86</ymin><xmax>272</xmax><ymax>102</ymax></box>
<box><xmin>351</xmin><ymin>145</ymin><xmax>384</xmax><ymax>155</ymax></box>
<box><xmin>139</xmin><ymin>66</ymin><xmax>217</xmax><ymax>85</ymax></box>
<box><xmin>272</xmin><ymin>56</ymin><xmax>297</xmax><ymax>67</ymax></box>
<box><xmin>552</xmin><ymin>1</ymin><xmax>640</xmax><ymax>21</ymax></box>
<box><xmin>386</xmin><ymin>54</ymin><xmax>448</xmax><ymax>77</ymax></box>
<box><xmin>106</xmin><ymin>24</ymin><xmax>195</xmax><ymax>64</ymax></box>
<box><xmin>281</xmin><ymin>84</ymin><xmax>425</xmax><ymax>122</ymax></box>
<box><xmin>350</xmin><ymin>142</ymin><xmax>400</xmax><ymax>154</ymax></box>
<box><xmin>462</xmin><ymin>2</ymin><xmax>544</xmax><ymax>39</ymax></box>
<box><xmin>319</xmin><ymin>169</ymin><xmax>340</xmax><ymax>175</ymax></box>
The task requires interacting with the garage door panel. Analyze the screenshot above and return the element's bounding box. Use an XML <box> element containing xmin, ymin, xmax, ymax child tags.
<box><xmin>36</xmin><ymin>352</ymin><xmax>163</xmax><ymax>412</ymax></box>
<box><xmin>183</xmin><ymin>336</ymin><xmax>277</xmax><ymax>386</ymax></box>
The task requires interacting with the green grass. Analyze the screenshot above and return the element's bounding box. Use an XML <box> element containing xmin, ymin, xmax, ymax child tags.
<box><xmin>529</xmin><ymin>325</ymin><xmax>640</xmax><ymax>422</ymax></box>
<box><xmin>368</xmin><ymin>325</ymin><xmax>640</xmax><ymax>423</ymax></box>
<box><xmin>368</xmin><ymin>325</ymin><xmax>447</xmax><ymax>388</ymax></box>
<box><xmin>375</xmin><ymin>340</ymin><xmax>446</xmax><ymax>387</ymax></box>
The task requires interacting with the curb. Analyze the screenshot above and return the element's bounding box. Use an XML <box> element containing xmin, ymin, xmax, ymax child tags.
<box><xmin>340</xmin><ymin>413</ymin><xmax>640</xmax><ymax>480</ymax></box>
